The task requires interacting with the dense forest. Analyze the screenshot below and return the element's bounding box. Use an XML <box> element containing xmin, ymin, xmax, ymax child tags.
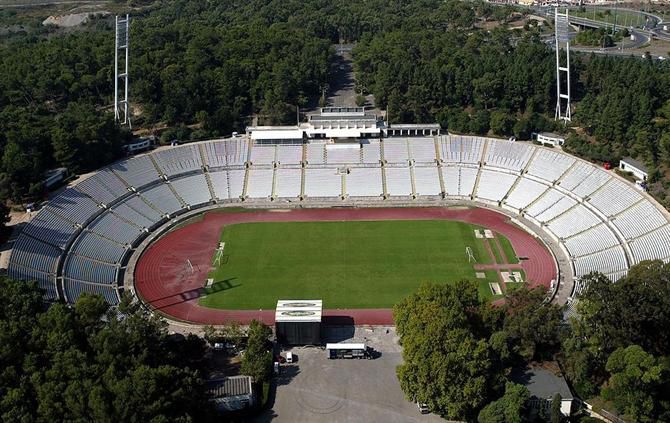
<box><xmin>395</xmin><ymin>261</ymin><xmax>670</xmax><ymax>421</ymax></box>
<box><xmin>560</xmin><ymin>261</ymin><xmax>670</xmax><ymax>422</ymax></box>
<box><xmin>0</xmin><ymin>276</ymin><xmax>278</xmax><ymax>422</ymax></box>
<box><xmin>395</xmin><ymin>281</ymin><xmax>564</xmax><ymax>421</ymax></box>
<box><xmin>1</xmin><ymin>0</ymin><xmax>670</xmax><ymax>209</ymax></box>
<box><xmin>0</xmin><ymin>277</ymin><xmax>215</xmax><ymax>422</ymax></box>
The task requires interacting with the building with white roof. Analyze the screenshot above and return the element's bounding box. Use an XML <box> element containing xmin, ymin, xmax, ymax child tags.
<box><xmin>619</xmin><ymin>157</ymin><xmax>648</xmax><ymax>181</ymax></box>
<box><xmin>246</xmin><ymin>107</ymin><xmax>440</xmax><ymax>143</ymax></box>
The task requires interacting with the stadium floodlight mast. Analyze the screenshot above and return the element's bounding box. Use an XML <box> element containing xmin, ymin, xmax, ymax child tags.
<box><xmin>114</xmin><ymin>14</ymin><xmax>131</xmax><ymax>128</ymax></box>
<box><xmin>554</xmin><ymin>7</ymin><xmax>572</xmax><ymax>122</ymax></box>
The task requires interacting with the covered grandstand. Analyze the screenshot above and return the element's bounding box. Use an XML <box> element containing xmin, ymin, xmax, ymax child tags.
<box><xmin>5</xmin><ymin>135</ymin><xmax>670</xmax><ymax>317</ymax></box>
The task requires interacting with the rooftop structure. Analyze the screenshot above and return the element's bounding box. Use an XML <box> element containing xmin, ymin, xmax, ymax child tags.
<box><xmin>247</xmin><ymin>107</ymin><xmax>439</xmax><ymax>141</ymax></box>
<box><xmin>535</xmin><ymin>132</ymin><xmax>565</xmax><ymax>147</ymax></box>
<box><xmin>619</xmin><ymin>157</ymin><xmax>648</xmax><ymax>181</ymax></box>
<box><xmin>275</xmin><ymin>300</ymin><xmax>323</xmax><ymax>323</ymax></box>
<box><xmin>206</xmin><ymin>376</ymin><xmax>255</xmax><ymax>412</ymax></box>
<box><xmin>511</xmin><ymin>364</ymin><xmax>574</xmax><ymax>416</ymax></box>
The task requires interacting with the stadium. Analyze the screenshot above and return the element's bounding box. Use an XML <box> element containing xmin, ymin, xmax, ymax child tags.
<box><xmin>7</xmin><ymin>114</ymin><xmax>670</xmax><ymax>325</ymax></box>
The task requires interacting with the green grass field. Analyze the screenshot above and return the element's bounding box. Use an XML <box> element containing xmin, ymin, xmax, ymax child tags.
<box><xmin>199</xmin><ymin>220</ymin><xmax>511</xmax><ymax>310</ymax></box>
<box><xmin>497</xmin><ymin>235</ymin><xmax>519</xmax><ymax>264</ymax></box>
<box><xmin>570</xmin><ymin>8</ymin><xmax>646</xmax><ymax>28</ymax></box>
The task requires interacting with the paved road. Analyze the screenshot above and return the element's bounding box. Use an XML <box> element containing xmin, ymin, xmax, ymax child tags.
<box><xmin>327</xmin><ymin>44</ymin><xmax>357</xmax><ymax>107</ymax></box>
<box><xmin>536</xmin><ymin>5</ymin><xmax>670</xmax><ymax>44</ymax></box>
<box><xmin>254</xmin><ymin>327</ymin><xmax>445</xmax><ymax>423</ymax></box>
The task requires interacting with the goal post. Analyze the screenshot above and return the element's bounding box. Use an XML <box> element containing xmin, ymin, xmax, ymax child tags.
<box><xmin>466</xmin><ymin>246</ymin><xmax>476</xmax><ymax>263</ymax></box>
<box><xmin>214</xmin><ymin>242</ymin><xmax>225</xmax><ymax>266</ymax></box>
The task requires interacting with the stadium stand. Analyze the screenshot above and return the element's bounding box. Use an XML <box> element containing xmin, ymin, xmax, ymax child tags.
<box><xmin>246</xmin><ymin>169</ymin><xmax>274</xmax><ymax>199</ymax></box>
<box><xmin>563</xmin><ymin>223</ymin><xmax>620</xmax><ymax>258</ymax></box>
<box><xmin>170</xmin><ymin>174</ymin><xmax>212</xmax><ymax>206</ymax></box>
<box><xmin>587</xmin><ymin>179</ymin><xmax>642</xmax><ymax>217</ymax></box>
<box><xmin>413</xmin><ymin>166</ymin><xmax>442</xmax><ymax>196</ymax></box>
<box><xmin>63</xmin><ymin>255</ymin><xmax>118</xmax><ymax>285</ymax></box>
<box><xmin>485</xmin><ymin>140</ymin><xmax>535</xmax><ymax>171</ymax></box>
<box><xmin>361</xmin><ymin>141</ymin><xmax>381</xmax><ymax>164</ymax></box>
<box><xmin>327</xmin><ymin>145</ymin><xmax>361</xmax><ymax>164</ymax></box>
<box><xmin>276</xmin><ymin>144</ymin><xmax>303</xmax><ymax>165</ymax></box>
<box><xmin>153</xmin><ymin>144</ymin><xmax>203</xmax><ymax>176</ymax></box>
<box><xmin>75</xmin><ymin>174</ymin><xmax>124</xmax><ymax>205</ymax></box>
<box><xmin>383</xmin><ymin>138</ymin><xmax>410</xmax><ymax>164</ymax></box>
<box><xmin>24</xmin><ymin>210</ymin><xmax>78</xmax><ymax>249</ymax></box>
<box><xmin>209</xmin><ymin>171</ymin><xmax>231</xmax><ymax>200</ymax></box>
<box><xmin>546</xmin><ymin>204</ymin><xmax>601</xmax><ymax>239</ymax></box>
<box><xmin>305</xmin><ymin>168</ymin><xmax>341</xmax><ymax>197</ymax></box>
<box><xmin>346</xmin><ymin>167</ymin><xmax>383</xmax><ymax>197</ymax></box>
<box><xmin>139</xmin><ymin>183</ymin><xmax>183</xmax><ymax>216</ymax></box>
<box><xmin>274</xmin><ymin>169</ymin><xmax>302</xmax><ymax>198</ymax></box>
<box><xmin>439</xmin><ymin>136</ymin><xmax>462</xmax><ymax>163</ymax></box>
<box><xmin>385</xmin><ymin>167</ymin><xmax>413</xmax><ymax>196</ymax></box>
<box><xmin>459</xmin><ymin>136</ymin><xmax>486</xmax><ymax>164</ymax></box>
<box><xmin>475</xmin><ymin>170</ymin><xmax>518</xmax><ymax>202</ymax></box>
<box><xmin>612</xmin><ymin>201</ymin><xmax>667</xmax><ymax>239</ymax></box>
<box><xmin>249</xmin><ymin>144</ymin><xmax>276</xmax><ymax>165</ymax></box>
<box><xmin>111</xmin><ymin>155</ymin><xmax>160</xmax><ymax>188</ymax></box>
<box><xmin>111</xmin><ymin>202</ymin><xmax>156</xmax><ymax>229</ymax></box>
<box><xmin>442</xmin><ymin>166</ymin><xmax>460</xmax><ymax>195</ymax></box>
<box><xmin>504</xmin><ymin>178</ymin><xmax>549</xmax><ymax>210</ymax></box>
<box><xmin>89</xmin><ymin>212</ymin><xmax>143</xmax><ymax>245</ymax></box>
<box><xmin>525</xmin><ymin>149</ymin><xmax>576</xmax><ymax>183</ymax></box>
<box><xmin>228</xmin><ymin>170</ymin><xmax>246</xmax><ymax>198</ymax></box>
<box><xmin>63</xmin><ymin>278</ymin><xmax>119</xmax><ymax>304</ymax></box>
<box><xmin>408</xmin><ymin>137</ymin><xmax>437</xmax><ymax>163</ymax></box>
<box><xmin>561</xmin><ymin>163</ymin><xmax>610</xmax><ymax>197</ymax></box>
<box><xmin>7</xmin><ymin>136</ymin><xmax>670</xmax><ymax>307</ymax></box>
<box><xmin>70</xmin><ymin>231</ymin><xmax>127</xmax><ymax>264</ymax></box>
<box><xmin>306</xmin><ymin>143</ymin><xmax>326</xmax><ymax>165</ymax></box>
<box><xmin>458</xmin><ymin>166</ymin><xmax>479</xmax><ymax>197</ymax></box>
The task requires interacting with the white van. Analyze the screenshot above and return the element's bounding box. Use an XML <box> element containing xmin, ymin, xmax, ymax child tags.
<box><xmin>286</xmin><ymin>352</ymin><xmax>293</xmax><ymax>363</ymax></box>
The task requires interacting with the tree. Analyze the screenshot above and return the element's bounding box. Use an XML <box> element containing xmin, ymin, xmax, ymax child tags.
<box><xmin>394</xmin><ymin>281</ymin><xmax>501</xmax><ymax>420</ymax></box>
<box><xmin>601</xmin><ymin>345</ymin><xmax>670</xmax><ymax>422</ymax></box>
<box><xmin>241</xmin><ymin>320</ymin><xmax>273</xmax><ymax>384</ymax></box>
<box><xmin>0</xmin><ymin>276</ymin><xmax>215</xmax><ymax>422</ymax></box>
<box><xmin>477</xmin><ymin>382</ymin><xmax>530</xmax><ymax>423</ymax></box>
<box><xmin>575</xmin><ymin>262</ymin><xmax>670</xmax><ymax>357</ymax></box>
<box><xmin>470</xmin><ymin>110</ymin><xmax>491</xmax><ymax>135</ymax></box>
<box><xmin>355</xmin><ymin>94</ymin><xmax>366</xmax><ymax>107</ymax></box>
<box><xmin>500</xmin><ymin>287</ymin><xmax>563</xmax><ymax>363</ymax></box>
<box><xmin>562</xmin><ymin>262</ymin><xmax>670</xmax><ymax>405</ymax></box>
<box><xmin>490</xmin><ymin>111</ymin><xmax>514</xmax><ymax>136</ymax></box>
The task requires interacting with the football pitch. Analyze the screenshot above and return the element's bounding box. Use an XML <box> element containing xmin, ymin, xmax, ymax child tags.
<box><xmin>199</xmin><ymin>219</ymin><xmax>511</xmax><ymax>310</ymax></box>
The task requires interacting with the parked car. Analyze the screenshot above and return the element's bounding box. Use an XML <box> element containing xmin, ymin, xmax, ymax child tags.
<box><xmin>417</xmin><ymin>402</ymin><xmax>430</xmax><ymax>414</ymax></box>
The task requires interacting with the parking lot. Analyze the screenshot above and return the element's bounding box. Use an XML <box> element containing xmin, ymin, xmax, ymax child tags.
<box><xmin>253</xmin><ymin>326</ymin><xmax>443</xmax><ymax>422</ymax></box>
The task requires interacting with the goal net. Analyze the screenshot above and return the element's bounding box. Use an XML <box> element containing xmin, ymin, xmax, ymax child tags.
<box><xmin>466</xmin><ymin>247</ymin><xmax>476</xmax><ymax>263</ymax></box>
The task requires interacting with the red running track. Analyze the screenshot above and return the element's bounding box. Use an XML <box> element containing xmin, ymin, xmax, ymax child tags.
<box><xmin>134</xmin><ymin>207</ymin><xmax>556</xmax><ymax>325</ymax></box>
